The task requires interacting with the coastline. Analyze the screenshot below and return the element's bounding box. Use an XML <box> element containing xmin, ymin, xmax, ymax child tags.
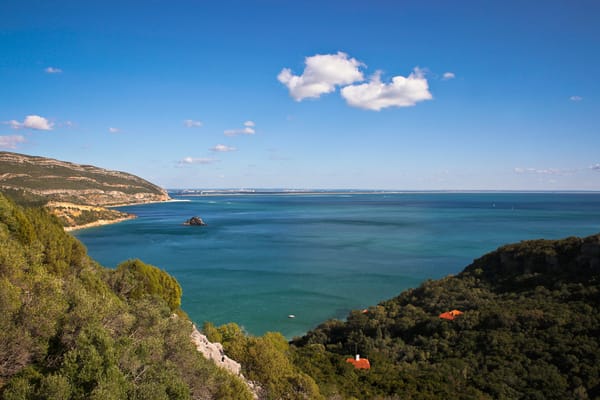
<box><xmin>59</xmin><ymin>197</ymin><xmax>175</xmax><ymax>232</ymax></box>
<box><xmin>64</xmin><ymin>214</ymin><xmax>136</xmax><ymax>232</ymax></box>
<box><xmin>105</xmin><ymin>197</ymin><xmax>177</xmax><ymax>208</ymax></box>
<box><xmin>175</xmin><ymin>190</ymin><xmax>600</xmax><ymax>198</ymax></box>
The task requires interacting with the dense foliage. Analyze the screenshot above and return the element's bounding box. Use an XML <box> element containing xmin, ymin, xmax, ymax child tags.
<box><xmin>203</xmin><ymin>322</ymin><xmax>322</xmax><ymax>400</ymax></box>
<box><xmin>0</xmin><ymin>194</ymin><xmax>252</xmax><ymax>399</ymax></box>
<box><xmin>291</xmin><ymin>235</ymin><xmax>600</xmax><ymax>399</ymax></box>
<box><xmin>3</xmin><ymin>186</ymin><xmax>600</xmax><ymax>400</ymax></box>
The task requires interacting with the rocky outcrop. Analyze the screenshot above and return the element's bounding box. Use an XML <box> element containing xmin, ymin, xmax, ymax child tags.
<box><xmin>191</xmin><ymin>325</ymin><xmax>241</xmax><ymax>375</ymax></box>
<box><xmin>190</xmin><ymin>325</ymin><xmax>260</xmax><ymax>399</ymax></box>
<box><xmin>183</xmin><ymin>216</ymin><xmax>206</xmax><ymax>226</ymax></box>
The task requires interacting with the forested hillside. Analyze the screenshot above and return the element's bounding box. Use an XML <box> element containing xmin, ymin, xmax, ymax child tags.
<box><xmin>291</xmin><ymin>234</ymin><xmax>600</xmax><ymax>399</ymax></box>
<box><xmin>3</xmin><ymin>189</ymin><xmax>599</xmax><ymax>399</ymax></box>
<box><xmin>0</xmin><ymin>194</ymin><xmax>252</xmax><ymax>399</ymax></box>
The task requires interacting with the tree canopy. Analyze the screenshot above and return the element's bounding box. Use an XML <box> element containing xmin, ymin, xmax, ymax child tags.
<box><xmin>0</xmin><ymin>194</ymin><xmax>252</xmax><ymax>399</ymax></box>
<box><xmin>290</xmin><ymin>234</ymin><xmax>600</xmax><ymax>399</ymax></box>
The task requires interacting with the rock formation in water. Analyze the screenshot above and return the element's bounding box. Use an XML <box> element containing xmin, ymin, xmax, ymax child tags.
<box><xmin>184</xmin><ymin>216</ymin><xmax>207</xmax><ymax>226</ymax></box>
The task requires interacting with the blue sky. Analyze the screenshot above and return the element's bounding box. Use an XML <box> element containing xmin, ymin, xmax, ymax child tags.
<box><xmin>1</xmin><ymin>0</ymin><xmax>599</xmax><ymax>190</ymax></box>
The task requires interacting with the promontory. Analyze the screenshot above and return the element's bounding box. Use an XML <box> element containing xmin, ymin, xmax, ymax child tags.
<box><xmin>0</xmin><ymin>151</ymin><xmax>170</xmax><ymax>229</ymax></box>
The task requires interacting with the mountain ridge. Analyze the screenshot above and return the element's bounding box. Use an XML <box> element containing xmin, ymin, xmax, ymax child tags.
<box><xmin>0</xmin><ymin>152</ymin><xmax>170</xmax><ymax>228</ymax></box>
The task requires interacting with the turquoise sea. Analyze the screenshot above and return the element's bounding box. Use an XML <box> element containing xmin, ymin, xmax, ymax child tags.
<box><xmin>74</xmin><ymin>192</ymin><xmax>600</xmax><ymax>338</ymax></box>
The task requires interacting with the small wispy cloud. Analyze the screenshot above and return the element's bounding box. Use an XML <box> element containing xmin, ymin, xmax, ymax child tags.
<box><xmin>515</xmin><ymin>164</ymin><xmax>600</xmax><ymax>176</ymax></box>
<box><xmin>184</xmin><ymin>119</ymin><xmax>203</xmax><ymax>128</ymax></box>
<box><xmin>108</xmin><ymin>127</ymin><xmax>120</xmax><ymax>133</ymax></box>
<box><xmin>442</xmin><ymin>72</ymin><xmax>455</xmax><ymax>80</ymax></box>
<box><xmin>4</xmin><ymin>115</ymin><xmax>54</xmax><ymax>131</ymax></box>
<box><xmin>45</xmin><ymin>67</ymin><xmax>62</xmax><ymax>74</ymax></box>
<box><xmin>179</xmin><ymin>156</ymin><xmax>218</xmax><ymax>165</ymax></box>
<box><xmin>570</xmin><ymin>95</ymin><xmax>583</xmax><ymax>102</ymax></box>
<box><xmin>514</xmin><ymin>167</ymin><xmax>577</xmax><ymax>175</ymax></box>
<box><xmin>340</xmin><ymin>68</ymin><xmax>433</xmax><ymax>111</ymax></box>
<box><xmin>211</xmin><ymin>144</ymin><xmax>236</xmax><ymax>152</ymax></box>
<box><xmin>0</xmin><ymin>135</ymin><xmax>26</xmax><ymax>149</ymax></box>
<box><xmin>224</xmin><ymin>120</ymin><xmax>256</xmax><ymax>136</ymax></box>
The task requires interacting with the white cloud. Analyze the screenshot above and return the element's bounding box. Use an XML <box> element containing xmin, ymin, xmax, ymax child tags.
<box><xmin>211</xmin><ymin>144</ymin><xmax>236</xmax><ymax>152</ymax></box>
<box><xmin>108</xmin><ymin>127</ymin><xmax>120</xmax><ymax>133</ymax></box>
<box><xmin>24</xmin><ymin>115</ymin><xmax>54</xmax><ymax>130</ymax></box>
<box><xmin>570</xmin><ymin>95</ymin><xmax>583</xmax><ymax>102</ymax></box>
<box><xmin>5</xmin><ymin>120</ymin><xmax>21</xmax><ymax>129</ymax></box>
<box><xmin>179</xmin><ymin>156</ymin><xmax>218</xmax><ymax>165</ymax></box>
<box><xmin>278</xmin><ymin>51</ymin><xmax>364</xmax><ymax>101</ymax></box>
<box><xmin>184</xmin><ymin>119</ymin><xmax>203</xmax><ymax>128</ymax></box>
<box><xmin>225</xmin><ymin>121</ymin><xmax>256</xmax><ymax>136</ymax></box>
<box><xmin>514</xmin><ymin>167</ymin><xmax>558</xmax><ymax>175</ymax></box>
<box><xmin>0</xmin><ymin>135</ymin><xmax>26</xmax><ymax>149</ymax></box>
<box><xmin>591</xmin><ymin>164</ymin><xmax>600</xmax><ymax>171</ymax></box>
<box><xmin>5</xmin><ymin>115</ymin><xmax>54</xmax><ymax>130</ymax></box>
<box><xmin>225</xmin><ymin>127</ymin><xmax>254</xmax><ymax>136</ymax></box>
<box><xmin>45</xmin><ymin>67</ymin><xmax>62</xmax><ymax>74</ymax></box>
<box><xmin>442</xmin><ymin>72</ymin><xmax>455</xmax><ymax>80</ymax></box>
<box><xmin>340</xmin><ymin>68</ymin><xmax>433</xmax><ymax>111</ymax></box>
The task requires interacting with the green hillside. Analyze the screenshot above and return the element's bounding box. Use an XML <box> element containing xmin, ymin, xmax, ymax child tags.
<box><xmin>289</xmin><ymin>234</ymin><xmax>600</xmax><ymax>399</ymax></box>
<box><xmin>2</xmin><ymin>186</ymin><xmax>599</xmax><ymax>399</ymax></box>
<box><xmin>0</xmin><ymin>194</ymin><xmax>252</xmax><ymax>399</ymax></box>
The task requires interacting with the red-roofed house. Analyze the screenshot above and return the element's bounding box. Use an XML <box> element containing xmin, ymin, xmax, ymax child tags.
<box><xmin>346</xmin><ymin>354</ymin><xmax>371</xmax><ymax>369</ymax></box>
<box><xmin>439</xmin><ymin>309</ymin><xmax>464</xmax><ymax>320</ymax></box>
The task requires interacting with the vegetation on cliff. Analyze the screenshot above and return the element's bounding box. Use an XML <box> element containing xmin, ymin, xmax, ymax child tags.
<box><xmin>2</xmin><ymin>185</ymin><xmax>599</xmax><ymax>399</ymax></box>
<box><xmin>203</xmin><ymin>322</ymin><xmax>323</xmax><ymax>400</ymax></box>
<box><xmin>0</xmin><ymin>194</ymin><xmax>252</xmax><ymax>399</ymax></box>
<box><xmin>290</xmin><ymin>234</ymin><xmax>600</xmax><ymax>399</ymax></box>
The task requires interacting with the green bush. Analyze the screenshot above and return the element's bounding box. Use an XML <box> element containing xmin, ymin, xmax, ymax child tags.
<box><xmin>110</xmin><ymin>259</ymin><xmax>183</xmax><ymax>311</ymax></box>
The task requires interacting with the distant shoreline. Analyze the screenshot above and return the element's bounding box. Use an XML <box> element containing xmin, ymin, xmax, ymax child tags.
<box><xmin>66</xmin><ymin>198</ymin><xmax>176</xmax><ymax>231</ymax></box>
<box><xmin>173</xmin><ymin>190</ymin><xmax>600</xmax><ymax>197</ymax></box>
<box><xmin>64</xmin><ymin>215</ymin><xmax>137</xmax><ymax>232</ymax></box>
<box><xmin>106</xmin><ymin>197</ymin><xmax>182</xmax><ymax>208</ymax></box>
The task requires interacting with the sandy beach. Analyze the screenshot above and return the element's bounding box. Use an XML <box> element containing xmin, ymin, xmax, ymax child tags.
<box><xmin>64</xmin><ymin>214</ymin><xmax>137</xmax><ymax>232</ymax></box>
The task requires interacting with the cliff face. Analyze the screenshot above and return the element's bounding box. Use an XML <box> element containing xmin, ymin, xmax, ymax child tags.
<box><xmin>0</xmin><ymin>151</ymin><xmax>170</xmax><ymax>206</ymax></box>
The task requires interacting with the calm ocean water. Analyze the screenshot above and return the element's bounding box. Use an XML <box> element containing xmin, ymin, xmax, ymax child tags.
<box><xmin>74</xmin><ymin>192</ymin><xmax>600</xmax><ymax>338</ymax></box>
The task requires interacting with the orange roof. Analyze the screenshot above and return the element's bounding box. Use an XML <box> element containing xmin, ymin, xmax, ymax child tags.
<box><xmin>439</xmin><ymin>309</ymin><xmax>464</xmax><ymax>320</ymax></box>
<box><xmin>346</xmin><ymin>357</ymin><xmax>371</xmax><ymax>369</ymax></box>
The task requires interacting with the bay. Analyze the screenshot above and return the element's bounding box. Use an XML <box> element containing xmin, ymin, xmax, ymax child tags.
<box><xmin>74</xmin><ymin>192</ymin><xmax>600</xmax><ymax>338</ymax></box>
